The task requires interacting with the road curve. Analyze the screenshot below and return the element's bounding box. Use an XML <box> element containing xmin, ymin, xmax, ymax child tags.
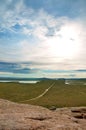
<box><xmin>20</xmin><ymin>82</ymin><xmax>55</xmax><ymax>102</ymax></box>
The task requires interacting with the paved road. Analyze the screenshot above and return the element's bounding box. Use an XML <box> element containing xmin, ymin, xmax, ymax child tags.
<box><xmin>20</xmin><ymin>82</ymin><xmax>55</xmax><ymax>102</ymax></box>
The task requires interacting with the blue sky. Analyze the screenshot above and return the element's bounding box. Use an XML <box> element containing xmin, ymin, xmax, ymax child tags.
<box><xmin>0</xmin><ymin>0</ymin><xmax>86</xmax><ymax>78</ymax></box>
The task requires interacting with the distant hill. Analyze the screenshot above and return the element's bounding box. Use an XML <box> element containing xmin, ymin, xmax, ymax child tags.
<box><xmin>0</xmin><ymin>77</ymin><xmax>86</xmax><ymax>81</ymax></box>
<box><xmin>0</xmin><ymin>77</ymin><xmax>52</xmax><ymax>81</ymax></box>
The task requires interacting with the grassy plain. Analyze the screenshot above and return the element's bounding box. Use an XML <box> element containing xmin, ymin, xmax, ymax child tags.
<box><xmin>0</xmin><ymin>79</ymin><xmax>86</xmax><ymax>108</ymax></box>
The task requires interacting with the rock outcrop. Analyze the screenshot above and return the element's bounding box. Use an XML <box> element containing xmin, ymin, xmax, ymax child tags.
<box><xmin>0</xmin><ymin>99</ymin><xmax>86</xmax><ymax>130</ymax></box>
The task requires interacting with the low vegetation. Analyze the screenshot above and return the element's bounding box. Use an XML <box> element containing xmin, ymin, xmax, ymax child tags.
<box><xmin>0</xmin><ymin>79</ymin><xmax>86</xmax><ymax>108</ymax></box>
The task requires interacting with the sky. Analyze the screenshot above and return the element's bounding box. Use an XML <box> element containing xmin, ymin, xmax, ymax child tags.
<box><xmin>0</xmin><ymin>0</ymin><xmax>86</xmax><ymax>79</ymax></box>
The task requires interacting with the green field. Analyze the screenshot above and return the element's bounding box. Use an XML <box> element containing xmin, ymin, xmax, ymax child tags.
<box><xmin>0</xmin><ymin>79</ymin><xmax>86</xmax><ymax>108</ymax></box>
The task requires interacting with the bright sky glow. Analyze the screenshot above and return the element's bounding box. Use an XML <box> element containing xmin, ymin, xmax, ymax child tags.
<box><xmin>0</xmin><ymin>0</ymin><xmax>86</xmax><ymax>78</ymax></box>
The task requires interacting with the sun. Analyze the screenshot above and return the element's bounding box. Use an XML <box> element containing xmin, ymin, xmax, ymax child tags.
<box><xmin>48</xmin><ymin>24</ymin><xmax>80</xmax><ymax>59</ymax></box>
<box><xmin>50</xmin><ymin>38</ymin><xmax>78</xmax><ymax>58</ymax></box>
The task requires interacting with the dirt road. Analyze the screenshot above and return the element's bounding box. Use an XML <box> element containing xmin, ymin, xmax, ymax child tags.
<box><xmin>20</xmin><ymin>82</ymin><xmax>55</xmax><ymax>102</ymax></box>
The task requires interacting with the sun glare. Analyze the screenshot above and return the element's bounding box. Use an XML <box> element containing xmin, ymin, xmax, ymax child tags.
<box><xmin>48</xmin><ymin>24</ymin><xmax>80</xmax><ymax>59</ymax></box>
